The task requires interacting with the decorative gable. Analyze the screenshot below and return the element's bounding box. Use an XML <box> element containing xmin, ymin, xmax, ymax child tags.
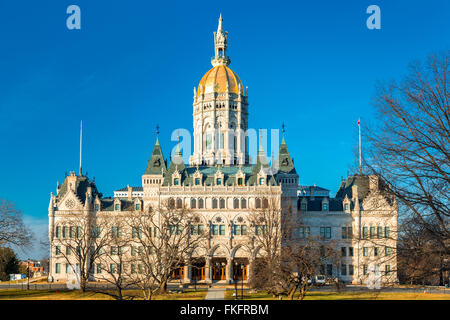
<box><xmin>57</xmin><ymin>190</ymin><xmax>83</xmax><ymax>211</ymax></box>
<box><xmin>214</xmin><ymin>167</ymin><xmax>225</xmax><ymax>186</ymax></box>
<box><xmin>192</xmin><ymin>166</ymin><xmax>203</xmax><ymax>186</ymax></box>
<box><xmin>235</xmin><ymin>167</ymin><xmax>245</xmax><ymax>186</ymax></box>
<box><xmin>257</xmin><ymin>167</ymin><xmax>267</xmax><ymax>186</ymax></box>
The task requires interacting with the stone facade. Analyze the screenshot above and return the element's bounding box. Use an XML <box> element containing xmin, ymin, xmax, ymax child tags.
<box><xmin>48</xmin><ymin>16</ymin><xmax>397</xmax><ymax>286</ymax></box>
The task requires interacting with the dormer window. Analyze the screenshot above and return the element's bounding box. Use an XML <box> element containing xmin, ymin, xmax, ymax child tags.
<box><xmin>174</xmin><ymin>178</ymin><xmax>180</xmax><ymax>186</ymax></box>
<box><xmin>259</xmin><ymin>178</ymin><xmax>265</xmax><ymax>185</ymax></box>
<box><xmin>322</xmin><ymin>203</ymin><xmax>328</xmax><ymax>211</ymax></box>
<box><xmin>195</xmin><ymin>178</ymin><xmax>201</xmax><ymax>186</ymax></box>
<box><xmin>95</xmin><ymin>204</ymin><xmax>99</xmax><ymax>211</ymax></box>
<box><xmin>115</xmin><ymin>204</ymin><xmax>120</xmax><ymax>211</ymax></box>
<box><xmin>216</xmin><ymin>178</ymin><xmax>222</xmax><ymax>185</ymax></box>
<box><xmin>237</xmin><ymin>178</ymin><xmax>243</xmax><ymax>186</ymax></box>
<box><xmin>301</xmin><ymin>203</ymin><xmax>307</xmax><ymax>211</ymax></box>
<box><xmin>135</xmin><ymin>203</ymin><xmax>141</xmax><ymax>211</ymax></box>
<box><xmin>344</xmin><ymin>203</ymin><xmax>349</xmax><ymax>211</ymax></box>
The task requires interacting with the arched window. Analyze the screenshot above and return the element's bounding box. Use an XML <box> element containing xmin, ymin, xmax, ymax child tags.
<box><xmin>255</xmin><ymin>198</ymin><xmax>261</xmax><ymax>209</ymax></box>
<box><xmin>219</xmin><ymin>198</ymin><xmax>225</xmax><ymax>209</ymax></box>
<box><xmin>233</xmin><ymin>198</ymin><xmax>239</xmax><ymax>209</ymax></box>
<box><xmin>168</xmin><ymin>198</ymin><xmax>175</xmax><ymax>208</ymax></box>
<box><xmin>191</xmin><ymin>198</ymin><xmax>196</xmax><ymax>209</ymax></box>
<box><xmin>241</xmin><ymin>198</ymin><xmax>247</xmax><ymax>209</ymax></box>
<box><xmin>212</xmin><ymin>198</ymin><xmax>218</xmax><ymax>209</ymax></box>
<box><xmin>263</xmin><ymin>198</ymin><xmax>269</xmax><ymax>209</ymax></box>
<box><xmin>176</xmin><ymin>198</ymin><xmax>182</xmax><ymax>209</ymax></box>
<box><xmin>198</xmin><ymin>198</ymin><xmax>204</xmax><ymax>209</ymax></box>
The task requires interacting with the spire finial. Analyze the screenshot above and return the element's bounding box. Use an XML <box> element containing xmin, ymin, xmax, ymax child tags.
<box><xmin>281</xmin><ymin>123</ymin><xmax>286</xmax><ymax>144</ymax></box>
<box><xmin>155</xmin><ymin>124</ymin><xmax>160</xmax><ymax>145</ymax></box>
<box><xmin>218</xmin><ymin>14</ymin><xmax>223</xmax><ymax>32</ymax></box>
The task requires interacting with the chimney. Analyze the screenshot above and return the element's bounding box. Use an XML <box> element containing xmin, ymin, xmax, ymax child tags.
<box><xmin>127</xmin><ymin>185</ymin><xmax>133</xmax><ymax>201</ymax></box>
<box><xmin>369</xmin><ymin>175</ymin><xmax>379</xmax><ymax>192</ymax></box>
<box><xmin>351</xmin><ymin>184</ymin><xmax>359</xmax><ymax>201</ymax></box>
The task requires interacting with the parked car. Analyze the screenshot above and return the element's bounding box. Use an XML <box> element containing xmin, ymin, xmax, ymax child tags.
<box><xmin>314</xmin><ymin>275</ymin><xmax>326</xmax><ymax>286</ymax></box>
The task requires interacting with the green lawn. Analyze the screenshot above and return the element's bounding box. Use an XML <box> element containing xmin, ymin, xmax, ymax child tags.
<box><xmin>225</xmin><ymin>289</ymin><xmax>450</xmax><ymax>300</ymax></box>
<box><xmin>0</xmin><ymin>288</ymin><xmax>207</xmax><ymax>300</ymax></box>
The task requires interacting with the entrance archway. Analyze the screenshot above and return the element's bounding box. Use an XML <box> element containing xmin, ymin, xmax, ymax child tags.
<box><xmin>232</xmin><ymin>257</ymin><xmax>248</xmax><ymax>281</ymax></box>
<box><xmin>170</xmin><ymin>265</ymin><xmax>184</xmax><ymax>280</ymax></box>
<box><xmin>191</xmin><ymin>258</ymin><xmax>206</xmax><ymax>281</ymax></box>
<box><xmin>212</xmin><ymin>258</ymin><xmax>227</xmax><ymax>281</ymax></box>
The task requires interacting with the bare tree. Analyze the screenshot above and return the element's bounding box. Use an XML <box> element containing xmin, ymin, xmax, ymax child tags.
<box><xmin>398</xmin><ymin>215</ymin><xmax>448</xmax><ymax>285</ymax></box>
<box><xmin>364</xmin><ymin>51</ymin><xmax>450</xmax><ymax>283</ymax></box>
<box><xmin>365</xmin><ymin>51</ymin><xmax>449</xmax><ymax>250</ymax></box>
<box><xmin>125</xmin><ymin>200</ymin><xmax>207</xmax><ymax>299</ymax></box>
<box><xmin>247</xmin><ymin>193</ymin><xmax>338</xmax><ymax>300</ymax></box>
<box><xmin>52</xmin><ymin>214</ymin><xmax>113</xmax><ymax>292</ymax></box>
<box><xmin>94</xmin><ymin>218</ymin><xmax>136</xmax><ymax>300</ymax></box>
<box><xmin>0</xmin><ymin>200</ymin><xmax>33</xmax><ymax>248</ymax></box>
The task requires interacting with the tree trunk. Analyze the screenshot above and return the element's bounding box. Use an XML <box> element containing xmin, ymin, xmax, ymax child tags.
<box><xmin>159</xmin><ymin>280</ymin><xmax>167</xmax><ymax>294</ymax></box>
<box><xmin>143</xmin><ymin>288</ymin><xmax>152</xmax><ymax>300</ymax></box>
<box><xmin>80</xmin><ymin>277</ymin><xmax>87</xmax><ymax>292</ymax></box>
<box><xmin>287</xmin><ymin>286</ymin><xmax>297</xmax><ymax>300</ymax></box>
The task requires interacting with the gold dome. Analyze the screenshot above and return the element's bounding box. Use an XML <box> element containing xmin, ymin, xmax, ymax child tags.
<box><xmin>197</xmin><ymin>65</ymin><xmax>244</xmax><ymax>96</ymax></box>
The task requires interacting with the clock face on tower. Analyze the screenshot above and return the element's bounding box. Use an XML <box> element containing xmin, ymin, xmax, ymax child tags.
<box><xmin>153</xmin><ymin>159</ymin><xmax>160</xmax><ymax>167</ymax></box>
<box><xmin>282</xmin><ymin>158</ymin><xmax>289</xmax><ymax>166</ymax></box>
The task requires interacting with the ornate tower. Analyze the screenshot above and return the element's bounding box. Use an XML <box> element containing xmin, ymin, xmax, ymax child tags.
<box><xmin>190</xmin><ymin>15</ymin><xmax>249</xmax><ymax>166</ymax></box>
<box><xmin>142</xmin><ymin>127</ymin><xmax>166</xmax><ymax>210</ymax></box>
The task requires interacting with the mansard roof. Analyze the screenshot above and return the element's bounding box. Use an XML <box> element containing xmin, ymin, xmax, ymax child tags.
<box><xmin>297</xmin><ymin>196</ymin><xmax>343</xmax><ymax>211</ymax></box>
<box><xmin>115</xmin><ymin>186</ymin><xmax>144</xmax><ymax>192</ymax></box>
<box><xmin>299</xmin><ymin>185</ymin><xmax>330</xmax><ymax>196</ymax></box>
<box><xmin>99</xmin><ymin>198</ymin><xmax>141</xmax><ymax>211</ymax></box>
<box><xmin>100</xmin><ymin>198</ymin><xmax>114</xmax><ymax>211</ymax></box>
<box><xmin>161</xmin><ymin>164</ymin><xmax>278</xmax><ymax>187</ymax></box>
<box><xmin>335</xmin><ymin>174</ymin><xmax>370</xmax><ymax>200</ymax></box>
<box><xmin>57</xmin><ymin>174</ymin><xmax>100</xmax><ymax>203</ymax></box>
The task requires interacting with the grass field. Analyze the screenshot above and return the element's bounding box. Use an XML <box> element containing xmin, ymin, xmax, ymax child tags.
<box><xmin>1</xmin><ymin>288</ymin><xmax>449</xmax><ymax>300</ymax></box>
<box><xmin>225</xmin><ymin>289</ymin><xmax>450</xmax><ymax>300</ymax></box>
<box><xmin>0</xmin><ymin>289</ymin><xmax>207</xmax><ymax>300</ymax></box>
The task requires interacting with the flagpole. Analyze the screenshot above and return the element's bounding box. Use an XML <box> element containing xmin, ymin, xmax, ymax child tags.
<box><xmin>358</xmin><ymin>118</ymin><xmax>362</xmax><ymax>174</ymax></box>
<box><xmin>79</xmin><ymin>120</ymin><xmax>82</xmax><ymax>176</ymax></box>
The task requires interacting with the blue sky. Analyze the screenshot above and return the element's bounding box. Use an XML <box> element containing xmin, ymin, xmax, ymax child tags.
<box><xmin>0</xmin><ymin>0</ymin><xmax>448</xmax><ymax>259</ymax></box>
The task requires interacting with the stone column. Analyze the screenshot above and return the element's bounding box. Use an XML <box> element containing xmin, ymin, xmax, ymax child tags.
<box><xmin>183</xmin><ymin>265</ymin><xmax>192</xmax><ymax>284</ymax></box>
<box><xmin>226</xmin><ymin>257</ymin><xmax>233</xmax><ymax>284</ymax></box>
<box><xmin>247</xmin><ymin>257</ymin><xmax>254</xmax><ymax>283</ymax></box>
<box><xmin>205</xmin><ymin>257</ymin><xmax>212</xmax><ymax>284</ymax></box>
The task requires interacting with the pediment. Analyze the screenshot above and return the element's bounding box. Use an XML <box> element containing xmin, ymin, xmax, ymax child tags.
<box><xmin>361</xmin><ymin>193</ymin><xmax>391</xmax><ymax>211</ymax></box>
<box><xmin>57</xmin><ymin>190</ymin><xmax>83</xmax><ymax>211</ymax></box>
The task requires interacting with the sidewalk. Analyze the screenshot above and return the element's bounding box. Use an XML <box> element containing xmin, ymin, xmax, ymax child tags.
<box><xmin>204</xmin><ymin>287</ymin><xmax>225</xmax><ymax>300</ymax></box>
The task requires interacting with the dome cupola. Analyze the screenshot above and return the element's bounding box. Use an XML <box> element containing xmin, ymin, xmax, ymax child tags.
<box><xmin>190</xmin><ymin>15</ymin><xmax>249</xmax><ymax>167</ymax></box>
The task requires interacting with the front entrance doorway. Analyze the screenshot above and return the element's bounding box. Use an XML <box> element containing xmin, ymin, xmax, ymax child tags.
<box><xmin>212</xmin><ymin>258</ymin><xmax>227</xmax><ymax>281</ymax></box>
<box><xmin>233</xmin><ymin>258</ymin><xmax>248</xmax><ymax>281</ymax></box>
<box><xmin>170</xmin><ymin>266</ymin><xmax>184</xmax><ymax>280</ymax></box>
<box><xmin>192</xmin><ymin>258</ymin><xmax>206</xmax><ymax>281</ymax></box>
